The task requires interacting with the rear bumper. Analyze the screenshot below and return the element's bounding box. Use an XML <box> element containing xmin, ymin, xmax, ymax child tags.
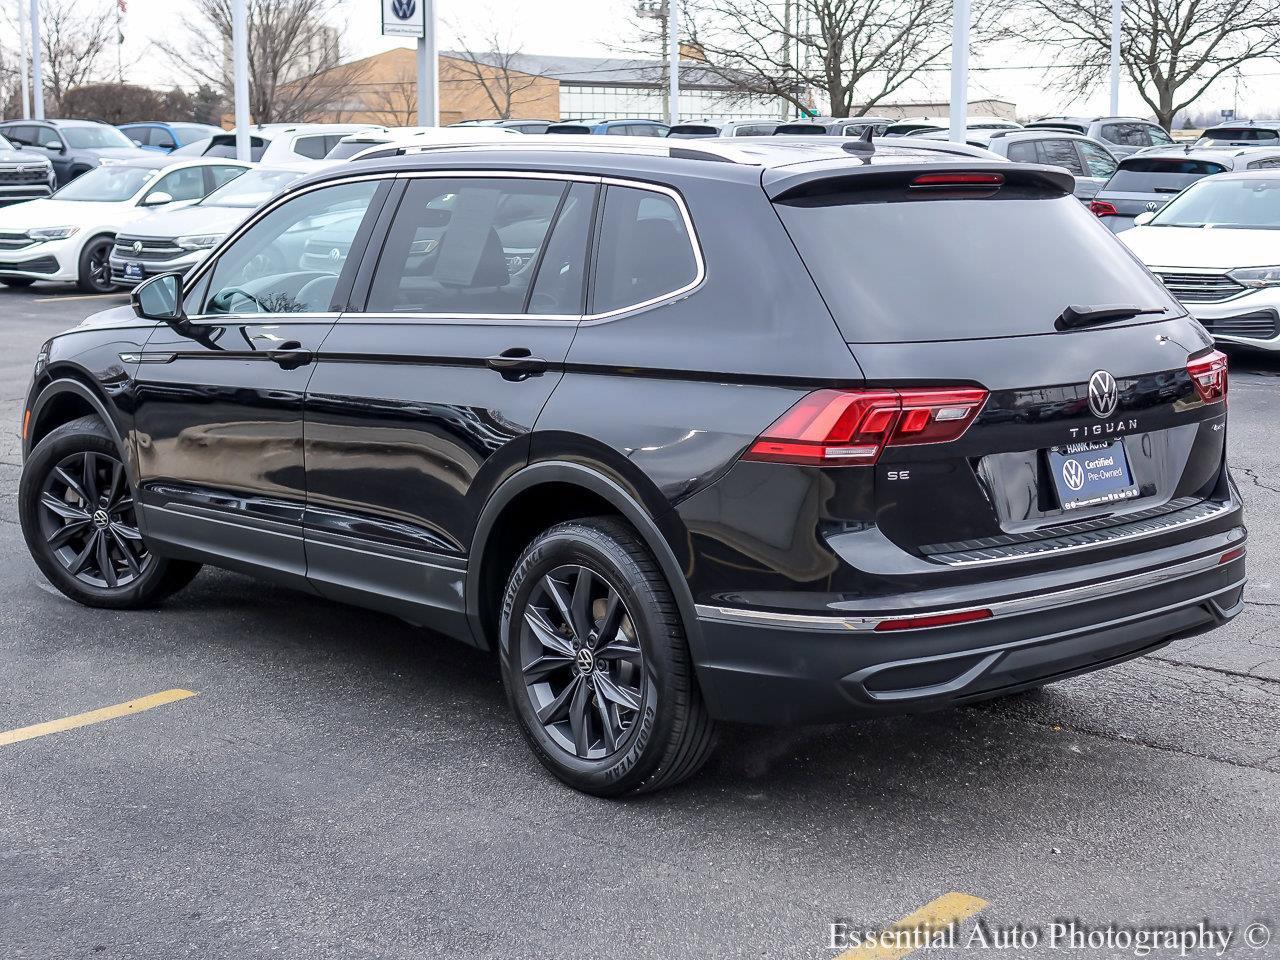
<box><xmin>692</xmin><ymin>537</ymin><xmax>1245</xmax><ymax>724</ymax></box>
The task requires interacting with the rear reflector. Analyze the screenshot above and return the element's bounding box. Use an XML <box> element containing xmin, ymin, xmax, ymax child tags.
<box><xmin>1187</xmin><ymin>349</ymin><xmax>1228</xmax><ymax>404</ymax></box>
<box><xmin>1089</xmin><ymin>199</ymin><xmax>1119</xmax><ymax>217</ymax></box>
<box><xmin>744</xmin><ymin>387</ymin><xmax>988</xmax><ymax>466</ymax></box>
<box><xmin>1219</xmin><ymin>546</ymin><xmax>1246</xmax><ymax>565</ymax></box>
<box><xmin>874</xmin><ymin>608</ymin><xmax>993</xmax><ymax>632</ymax></box>
<box><xmin>911</xmin><ymin>172</ymin><xmax>1004</xmax><ymax>188</ymax></box>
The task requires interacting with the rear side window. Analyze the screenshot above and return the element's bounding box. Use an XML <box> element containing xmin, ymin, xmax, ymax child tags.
<box><xmin>203</xmin><ymin>135</ymin><xmax>267</xmax><ymax>161</ymax></box>
<box><xmin>1006</xmin><ymin>141</ymin><xmax>1038</xmax><ymax>163</ymax></box>
<box><xmin>1038</xmin><ymin>138</ymin><xmax>1085</xmax><ymax>176</ymax></box>
<box><xmin>591</xmin><ymin>186</ymin><xmax>698</xmax><ymax>314</ymax></box>
<box><xmin>1078</xmin><ymin>141</ymin><xmax>1118</xmax><ymax>178</ymax></box>
<box><xmin>774</xmin><ymin>187</ymin><xmax>1175</xmax><ymax>343</ymax></box>
<box><xmin>366</xmin><ymin>177</ymin><xmax>566</xmax><ymax>315</ymax></box>
<box><xmin>1102</xmin><ymin>123</ymin><xmax>1149</xmax><ymax>147</ymax></box>
<box><xmin>1248</xmin><ymin>157</ymin><xmax>1280</xmax><ymax>170</ymax></box>
<box><xmin>1147</xmin><ymin>126</ymin><xmax>1174</xmax><ymax>145</ymax></box>
<box><xmin>1104</xmin><ymin>158</ymin><xmax>1226</xmax><ymax>192</ymax></box>
<box><xmin>293</xmin><ymin>135</ymin><xmax>330</xmax><ymax>159</ymax></box>
<box><xmin>732</xmin><ymin>124</ymin><xmax>776</xmax><ymax>136</ymax></box>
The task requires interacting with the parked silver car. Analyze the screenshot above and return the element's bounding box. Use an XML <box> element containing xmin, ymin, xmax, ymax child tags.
<box><xmin>914</xmin><ymin>129</ymin><xmax>1118</xmax><ymax>200</ymax></box>
<box><xmin>1088</xmin><ymin>145</ymin><xmax>1280</xmax><ymax>232</ymax></box>
<box><xmin>1025</xmin><ymin>116</ymin><xmax>1174</xmax><ymax>158</ymax></box>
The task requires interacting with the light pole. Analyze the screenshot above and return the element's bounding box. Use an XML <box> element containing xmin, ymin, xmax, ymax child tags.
<box><xmin>949</xmin><ymin>0</ymin><xmax>969</xmax><ymax>142</ymax></box>
<box><xmin>18</xmin><ymin>0</ymin><xmax>30</xmax><ymax>118</ymax></box>
<box><xmin>29</xmin><ymin>0</ymin><xmax>43</xmax><ymax>121</ymax></box>
<box><xmin>232</xmin><ymin>0</ymin><xmax>250</xmax><ymax>161</ymax></box>
<box><xmin>1109</xmin><ymin>0</ymin><xmax>1121</xmax><ymax>115</ymax></box>
<box><xmin>417</xmin><ymin>0</ymin><xmax>438</xmax><ymax>126</ymax></box>
<box><xmin>667</xmin><ymin>0</ymin><xmax>680</xmax><ymax>125</ymax></box>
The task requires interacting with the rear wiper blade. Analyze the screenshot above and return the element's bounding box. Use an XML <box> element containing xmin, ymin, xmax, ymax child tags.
<box><xmin>1055</xmin><ymin>304</ymin><xmax>1166</xmax><ymax>331</ymax></box>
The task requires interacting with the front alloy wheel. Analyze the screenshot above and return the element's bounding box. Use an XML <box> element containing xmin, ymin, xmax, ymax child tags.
<box><xmin>36</xmin><ymin>450</ymin><xmax>149</xmax><ymax>588</ymax></box>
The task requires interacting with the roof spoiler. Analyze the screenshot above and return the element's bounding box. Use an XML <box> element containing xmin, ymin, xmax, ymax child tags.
<box><xmin>764</xmin><ymin>160</ymin><xmax>1075</xmax><ymax>201</ymax></box>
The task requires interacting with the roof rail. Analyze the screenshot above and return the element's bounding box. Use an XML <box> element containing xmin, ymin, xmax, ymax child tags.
<box><xmin>364</xmin><ymin>136</ymin><xmax>763</xmax><ymax>166</ymax></box>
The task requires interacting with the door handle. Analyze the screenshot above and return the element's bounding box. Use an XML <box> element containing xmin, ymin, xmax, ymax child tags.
<box><xmin>265</xmin><ymin>340</ymin><xmax>313</xmax><ymax>370</ymax></box>
<box><xmin>485</xmin><ymin>348</ymin><xmax>548</xmax><ymax>379</ymax></box>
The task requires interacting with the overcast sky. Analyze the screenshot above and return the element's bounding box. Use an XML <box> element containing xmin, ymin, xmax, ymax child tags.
<box><xmin>24</xmin><ymin>0</ymin><xmax>1280</xmax><ymax>121</ymax></box>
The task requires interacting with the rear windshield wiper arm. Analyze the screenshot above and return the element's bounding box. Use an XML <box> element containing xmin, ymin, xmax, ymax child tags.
<box><xmin>1055</xmin><ymin>304</ymin><xmax>1166</xmax><ymax>331</ymax></box>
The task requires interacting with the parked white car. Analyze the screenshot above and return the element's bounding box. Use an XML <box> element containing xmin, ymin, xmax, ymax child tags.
<box><xmin>174</xmin><ymin>124</ymin><xmax>375</xmax><ymax>164</ymax></box>
<box><xmin>0</xmin><ymin>156</ymin><xmax>250</xmax><ymax>292</ymax></box>
<box><xmin>325</xmin><ymin>125</ymin><xmax>520</xmax><ymax>160</ymax></box>
<box><xmin>108</xmin><ymin>163</ymin><xmax>329</xmax><ymax>287</ymax></box>
<box><xmin>1121</xmin><ymin>170</ymin><xmax>1280</xmax><ymax>351</ymax></box>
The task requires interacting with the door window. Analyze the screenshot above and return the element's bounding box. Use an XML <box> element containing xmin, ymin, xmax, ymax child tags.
<box><xmin>1005</xmin><ymin>141</ymin><xmax>1039</xmax><ymax>163</ymax></box>
<box><xmin>1077</xmin><ymin>141</ymin><xmax>1118</xmax><ymax>178</ymax></box>
<box><xmin>591</xmin><ymin>185</ymin><xmax>698</xmax><ymax>314</ymax></box>
<box><xmin>36</xmin><ymin>127</ymin><xmax>63</xmax><ymax>149</ymax></box>
<box><xmin>293</xmin><ymin>135</ymin><xmax>331</xmax><ymax>159</ymax></box>
<box><xmin>1038</xmin><ymin>138</ymin><xmax>1086</xmax><ymax>176</ymax></box>
<box><xmin>4</xmin><ymin>125</ymin><xmax>36</xmax><ymax>145</ymax></box>
<box><xmin>201</xmin><ymin>179</ymin><xmax>380</xmax><ymax>315</ymax></box>
<box><xmin>206</xmin><ymin>165</ymin><xmax>247</xmax><ymax>191</ymax></box>
<box><xmin>152</xmin><ymin>128</ymin><xmax>177</xmax><ymax>150</ymax></box>
<box><xmin>365</xmin><ymin>177</ymin><xmax>567</xmax><ymax>315</ymax></box>
<box><xmin>1101</xmin><ymin>123</ymin><xmax>1149</xmax><ymax>147</ymax></box>
<box><xmin>528</xmin><ymin>182</ymin><xmax>596</xmax><ymax>315</ymax></box>
<box><xmin>1147</xmin><ymin>125</ymin><xmax>1173</xmax><ymax>145</ymax></box>
<box><xmin>150</xmin><ymin>165</ymin><xmax>206</xmax><ymax>203</ymax></box>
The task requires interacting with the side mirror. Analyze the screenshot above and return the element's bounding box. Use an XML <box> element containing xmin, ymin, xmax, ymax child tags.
<box><xmin>132</xmin><ymin>272</ymin><xmax>185</xmax><ymax>324</ymax></box>
<box><xmin>142</xmin><ymin>190</ymin><xmax>174</xmax><ymax>206</ymax></box>
<box><xmin>43</xmin><ymin>141</ymin><xmax>64</xmax><ymax>153</ymax></box>
<box><xmin>1133</xmin><ymin>211</ymin><xmax>1156</xmax><ymax>226</ymax></box>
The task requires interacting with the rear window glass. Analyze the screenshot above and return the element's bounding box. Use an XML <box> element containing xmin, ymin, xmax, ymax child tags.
<box><xmin>775</xmin><ymin>190</ymin><xmax>1174</xmax><ymax>342</ymax></box>
<box><xmin>1104</xmin><ymin>158</ymin><xmax>1226</xmax><ymax>193</ymax></box>
<box><xmin>775</xmin><ymin>124</ymin><xmax>826</xmax><ymax>135</ymax></box>
<box><xmin>1199</xmin><ymin>127</ymin><xmax>1280</xmax><ymax>143</ymax></box>
<box><xmin>203</xmin><ymin>135</ymin><xmax>267</xmax><ymax>161</ymax></box>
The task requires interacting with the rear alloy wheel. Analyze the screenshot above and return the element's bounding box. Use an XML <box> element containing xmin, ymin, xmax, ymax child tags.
<box><xmin>20</xmin><ymin>416</ymin><xmax>200</xmax><ymax>608</ymax></box>
<box><xmin>499</xmin><ymin>518</ymin><xmax>718</xmax><ymax>796</ymax></box>
<box><xmin>77</xmin><ymin>235</ymin><xmax>118</xmax><ymax>293</ymax></box>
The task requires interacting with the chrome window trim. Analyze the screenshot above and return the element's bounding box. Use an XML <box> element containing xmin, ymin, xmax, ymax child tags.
<box><xmin>181</xmin><ymin>168</ymin><xmax>706</xmax><ymax>327</ymax></box>
<box><xmin>695</xmin><ymin>543</ymin><xmax>1245</xmax><ymax>633</ymax></box>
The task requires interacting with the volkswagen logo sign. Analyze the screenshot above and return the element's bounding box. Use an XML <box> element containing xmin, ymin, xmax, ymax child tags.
<box><xmin>1062</xmin><ymin>459</ymin><xmax>1086</xmax><ymax>492</ymax></box>
<box><xmin>392</xmin><ymin>0</ymin><xmax>416</xmax><ymax>19</ymax></box>
<box><xmin>1146</xmin><ymin>201</ymin><xmax>1158</xmax><ymax>211</ymax></box>
<box><xmin>1087</xmin><ymin>370</ymin><xmax>1119</xmax><ymax>419</ymax></box>
<box><xmin>132</xmin><ymin>241</ymin><xmax>143</xmax><ymax>254</ymax></box>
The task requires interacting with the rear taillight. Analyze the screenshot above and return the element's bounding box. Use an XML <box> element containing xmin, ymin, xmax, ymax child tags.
<box><xmin>1089</xmin><ymin>199</ymin><xmax>1118</xmax><ymax>217</ymax></box>
<box><xmin>743</xmin><ymin>387</ymin><xmax>988</xmax><ymax>466</ymax></box>
<box><xmin>1187</xmin><ymin>349</ymin><xmax>1228</xmax><ymax>404</ymax></box>
<box><xmin>874</xmin><ymin>608</ymin><xmax>993</xmax><ymax>632</ymax></box>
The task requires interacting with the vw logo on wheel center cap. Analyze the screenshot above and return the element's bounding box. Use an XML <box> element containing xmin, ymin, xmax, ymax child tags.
<box><xmin>92</xmin><ymin>509</ymin><xmax>110</xmax><ymax>529</ymax></box>
<box><xmin>1087</xmin><ymin>369</ymin><xmax>1119</xmax><ymax>419</ymax></box>
<box><xmin>575</xmin><ymin>648</ymin><xmax>595</xmax><ymax>675</ymax></box>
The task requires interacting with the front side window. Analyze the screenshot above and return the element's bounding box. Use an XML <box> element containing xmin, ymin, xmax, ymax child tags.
<box><xmin>1147</xmin><ymin>125</ymin><xmax>1173</xmax><ymax>145</ymax></box>
<box><xmin>36</xmin><ymin>126</ymin><xmax>63</xmax><ymax>149</ymax></box>
<box><xmin>1078</xmin><ymin>141</ymin><xmax>1118</xmax><ymax>178</ymax></box>
<box><xmin>1006</xmin><ymin>141</ymin><xmax>1039</xmax><ymax>163</ymax></box>
<box><xmin>366</xmin><ymin>177</ymin><xmax>566</xmax><ymax>315</ymax></box>
<box><xmin>207</xmin><ymin>165</ymin><xmax>248</xmax><ymax>190</ymax></box>
<box><xmin>592</xmin><ymin>185</ymin><xmax>698</xmax><ymax>314</ymax></box>
<box><xmin>1039</xmin><ymin>138</ymin><xmax>1086</xmax><ymax>175</ymax></box>
<box><xmin>202</xmin><ymin>179</ymin><xmax>380</xmax><ymax>315</ymax></box>
<box><xmin>152</xmin><ymin>128</ymin><xmax>177</xmax><ymax>149</ymax></box>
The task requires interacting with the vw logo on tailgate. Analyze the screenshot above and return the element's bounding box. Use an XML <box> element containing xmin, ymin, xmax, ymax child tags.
<box><xmin>1087</xmin><ymin>370</ymin><xmax>1119</xmax><ymax>419</ymax></box>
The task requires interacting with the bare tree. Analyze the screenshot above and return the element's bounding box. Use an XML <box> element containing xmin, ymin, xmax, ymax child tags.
<box><xmin>449</xmin><ymin>21</ymin><xmax>549</xmax><ymax>120</ymax></box>
<box><xmin>159</xmin><ymin>0</ymin><xmax>364</xmax><ymax>123</ymax></box>
<box><xmin>365</xmin><ymin>62</ymin><xmax>419</xmax><ymax>126</ymax></box>
<box><xmin>18</xmin><ymin>0</ymin><xmax>113</xmax><ymax>113</ymax></box>
<box><xmin>684</xmin><ymin>0</ymin><xmax>986</xmax><ymax>118</ymax></box>
<box><xmin>1008</xmin><ymin>0</ymin><xmax>1280</xmax><ymax>129</ymax></box>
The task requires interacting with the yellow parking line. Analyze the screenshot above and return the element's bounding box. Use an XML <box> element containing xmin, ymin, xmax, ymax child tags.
<box><xmin>33</xmin><ymin>292</ymin><xmax>129</xmax><ymax>303</ymax></box>
<box><xmin>0</xmin><ymin>689</ymin><xmax>197</xmax><ymax>747</ymax></box>
<box><xmin>835</xmin><ymin>892</ymin><xmax>989</xmax><ymax>960</ymax></box>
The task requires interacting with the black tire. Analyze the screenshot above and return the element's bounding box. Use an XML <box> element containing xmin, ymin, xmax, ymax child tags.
<box><xmin>499</xmin><ymin>517</ymin><xmax>718</xmax><ymax>796</ymax></box>
<box><xmin>19</xmin><ymin>415</ymin><xmax>200</xmax><ymax>608</ymax></box>
<box><xmin>0</xmin><ymin>278</ymin><xmax>35</xmax><ymax>288</ymax></box>
<box><xmin>77</xmin><ymin>235</ymin><xmax>118</xmax><ymax>293</ymax></box>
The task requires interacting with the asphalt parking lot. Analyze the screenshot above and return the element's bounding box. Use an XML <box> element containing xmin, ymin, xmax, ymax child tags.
<box><xmin>1</xmin><ymin>287</ymin><xmax>1277</xmax><ymax>959</ymax></box>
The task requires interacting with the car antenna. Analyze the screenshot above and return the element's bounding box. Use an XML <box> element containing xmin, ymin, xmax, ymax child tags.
<box><xmin>842</xmin><ymin>125</ymin><xmax>876</xmax><ymax>156</ymax></box>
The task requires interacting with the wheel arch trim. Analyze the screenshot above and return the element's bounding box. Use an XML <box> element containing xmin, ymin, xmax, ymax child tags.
<box><xmin>467</xmin><ymin>460</ymin><xmax>703</xmax><ymax>658</ymax></box>
<box><xmin>26</xmin><ymin>374</ymin><xmax>128</xmax><ymax>464</ymax></box>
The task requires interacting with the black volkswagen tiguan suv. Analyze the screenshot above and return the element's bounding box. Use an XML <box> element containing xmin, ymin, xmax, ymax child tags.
<box><xmin>18</xmin><ymin>140</ymin><xmax>1245</xmax><ymax>796</ymax></box>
